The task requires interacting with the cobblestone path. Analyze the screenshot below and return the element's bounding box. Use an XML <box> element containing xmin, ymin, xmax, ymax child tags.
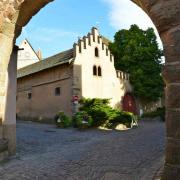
<box><xmin>0</xmin><ymin>120</ymin><xmax>165</xmax><ymax>180</ymax></box>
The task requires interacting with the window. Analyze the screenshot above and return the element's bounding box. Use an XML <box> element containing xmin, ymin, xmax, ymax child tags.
<box><xmin>55</xmin><ymin>87</ymin><xmax>61</xmax><ymax>96</ymax></box>
<box><xmin>97</xmin><ymin>36</ymin><xmax>100</xmax><ymax>44</ymax></box>
<box><xmin>106</xmin><ymin>48</ymin><xmax>109</xmax><ymax>56</ymax></box>
<box><xmin>93</xmin><ymin>66</ymin><xmax>97</xmax><ymax>76</ymax></box>
<box><xmin>110</xmin><ymin>54</ymin><xmax>113</xmax><ymax>62</ymax></box>
<box><xmin>95</xmin><ymin>47</ymin><xmax>99</xmax><ymax>57</ymax></box>
<box><xmin>28</xmin><ymin>93</ymin><xmax>32</xmax><ymax>99</ymax></box>
<box><xmin>102</xmin><ymin>43</ymin><xmax>104</xmax><ymax>50</ymax></box>
<box><xmin>98</xmin><ymin>66</ymin><xmax>102</xmax><ymax>76</ymax></box>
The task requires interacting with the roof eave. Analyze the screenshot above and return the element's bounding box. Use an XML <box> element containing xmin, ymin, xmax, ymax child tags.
<box><xmin>17</xmin><ymin>58</ymin><xmax>74</xmax><ymax>79</ymax></box>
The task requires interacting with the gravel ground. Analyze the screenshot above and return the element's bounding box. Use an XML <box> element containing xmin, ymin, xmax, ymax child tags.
<box><xmin>0</xmin><ymin>120</ymin><xmax>165</xmax><ymax>180</ymax></box>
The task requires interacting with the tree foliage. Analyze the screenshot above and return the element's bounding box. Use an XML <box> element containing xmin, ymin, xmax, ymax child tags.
<box><xmin>109</xmin><ymin>25</ymin><xmax>164</xmax><ymax>102</ymax></box>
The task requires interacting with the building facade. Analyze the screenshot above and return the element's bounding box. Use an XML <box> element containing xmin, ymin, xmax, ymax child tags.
<box><xmin>17</xmin><ymin>28</ymin><xmax>133</xmax><ymax>122</ymax></box>
<box><xmin>17</xmin><ymin>39</ymin><xmax>41</xmax><ymax>69</ymax></box>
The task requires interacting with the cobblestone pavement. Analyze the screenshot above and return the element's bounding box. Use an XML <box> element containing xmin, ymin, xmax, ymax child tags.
<box><xmin>0</xmin><ymin>120</ymin><xmax>165</xmax><ymax>180</ymax></box>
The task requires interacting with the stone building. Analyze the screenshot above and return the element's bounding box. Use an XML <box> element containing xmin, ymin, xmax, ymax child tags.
<box><xmin>16</xmin><ymin>27</ymin><xmax>133</xmax><ymax>122</ymax></box>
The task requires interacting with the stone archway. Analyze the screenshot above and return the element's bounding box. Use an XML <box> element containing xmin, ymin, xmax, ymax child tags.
<box><xmin>0</xmin><ymin>0</ymin><xmax>180</xmax><ymax>179</ymax></box>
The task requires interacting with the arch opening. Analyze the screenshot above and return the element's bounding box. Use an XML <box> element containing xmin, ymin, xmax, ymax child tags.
<box><xmin>1</xmin><ymin>0</ymin><xmax>180</xmax><ymax>178</ymax></box>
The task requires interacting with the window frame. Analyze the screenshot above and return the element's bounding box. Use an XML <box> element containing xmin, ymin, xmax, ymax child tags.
<box><xmin>55</xmin><ymin>87</ymin><xmax>61</xmax><ymax>96</ymax></box>
<box><xmin>95</xmin><ymin>47</ymin><xmax>99</xmax><ymax>57</ymax></box>
<box><xmin>98</xmin><ymin>66</ymin><xmax>102</xmax><ymax>77</ymax></box>
<box><xmin>93</xmin><ymin>65</ymin><xmax>97</xmax><ymax>76</ymax></box>
<box><xmin>27</xmin><ymin>92</ymin><xmax>32</xmax><ymax>100</ymax></box>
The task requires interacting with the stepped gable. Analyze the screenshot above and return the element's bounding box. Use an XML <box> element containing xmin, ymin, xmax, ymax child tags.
<box><xmin>74</xmin><ymin>27</ymin><xmax>113</xmax><ymax>58</ymax></box>
<box><xmin>18</xmin><ymin>27</ymin><xmax>114</xmax><ymax>79</ymax></box>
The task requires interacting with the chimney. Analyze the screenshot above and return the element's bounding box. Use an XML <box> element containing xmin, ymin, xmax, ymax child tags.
<box><xmin>36</xmin><ymin>50</ymin><xmax>42</xmax><ymax>60</ymax></box>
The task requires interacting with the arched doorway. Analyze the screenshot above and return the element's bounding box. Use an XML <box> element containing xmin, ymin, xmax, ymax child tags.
<box><xmin>122</xmin><ymin>93</ymin><xmax>137</xmax><ymax>115</ymax></box>
<box><xmin>0</xmin><ymin>0</ymin><xmax>180</xmax><ymax>179</ymax></box>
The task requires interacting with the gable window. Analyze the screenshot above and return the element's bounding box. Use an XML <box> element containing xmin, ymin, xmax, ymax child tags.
<box><xmin>98</xmin><ymin>66</ymin><xmax>102</xmax><ymax>76</ymax></box>
<box><xmin>98</xmin><ymin>36</ymin><xmax>100</xmax><ymax>44</ymax></box>
<box><xmin>110</xmin><ymin>54</ymin><xmax>113</xmax><ymax>62</ymax></box>
<box><xmin>106</xmin><ymin>48</ymin><xmax>109</xmax><ymax>56</ymax></box>
<box><xmin>93</xmin><ymin>66</ymin><xmax>97</xmax><ymax>76</ymax></box>
<box><xmin>95</xmin><ymin>47</ymin><xmax>99</xmax><ymax>57</ymax></box>
<box><xmin>28</xmin><ymin>92</ymin><xmax>32</xmax><ymax>100</ymax></box>
<box><xmin>55</xmin><ymin>87</ymin><xmax>61</xmax><ymax>96</ymax></box>
<box><xmin>102</xmin><ymin>43</ymin><xmax>105</xmax><ymax>50</ymax></box>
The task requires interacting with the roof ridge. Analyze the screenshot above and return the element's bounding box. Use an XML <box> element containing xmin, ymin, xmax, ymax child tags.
<box><xmin>44</xmin><ymin>48</ymin><xmax>73</xmax><ymax>61</ymax></box>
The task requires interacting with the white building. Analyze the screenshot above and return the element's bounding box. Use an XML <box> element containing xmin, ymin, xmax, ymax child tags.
<box><xmin>73</xmin><ymin>27</ymin><xmax>132</xmax><ymax>108</ymax></box>
<box><xmin>17</xmin><ymin>39</ymin><xmax>42</xmax><ymax>69</ymax></box>
<box><xmin>17</xmin><ymin>27</ymin><xmax>135</xmax><ymax>121</ymax></box>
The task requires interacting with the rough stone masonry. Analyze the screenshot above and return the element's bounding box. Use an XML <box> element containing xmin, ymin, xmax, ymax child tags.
<box><xmin>0</xmin><ymin>0</ymin><xmax>180</xmax><ymax>179</ymax></box>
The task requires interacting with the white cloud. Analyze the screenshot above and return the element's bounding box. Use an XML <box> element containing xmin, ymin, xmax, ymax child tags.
<box><xmin>103</xmin><ymin>0</ymin><xmax>163</xmax><ymax>48</ymax></box>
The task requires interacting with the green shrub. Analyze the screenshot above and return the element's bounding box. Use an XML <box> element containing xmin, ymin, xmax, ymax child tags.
<box><xmin>79</xmin><ymin>98</ymin><xmax>112</xmax><ymax>127</ymax></box>
<box><xmin>108</xmin><ymin>111</ymin><xmax>135</xmax><ymax>128</ymax></box>
<box><xmin>54</xmin><ymin>111</ymin><xmax>72</xmax><ymax>128</ymax></box>
<box><xmin>79</xmin><ymin>98</ymin><xmax>137</xmax><ymax>128</ymax></box>
<box><xmin>142</xmin><ymin>107</ymin><xmax>165</xmax><ymax>121</ymax></box>
<box><xmin>73</xmin><ymin>111</ymin><xmax>93</xmax><ymax>129</ymax></box>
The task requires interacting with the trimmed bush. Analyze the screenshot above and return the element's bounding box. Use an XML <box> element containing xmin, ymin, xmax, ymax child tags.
<box><xmin>79</xmin><ymin>98</ymin><xmax>137</xmax><ymax>128</ymax></box>
<box><xmin>55</xmin><ymin>111</ymin><xmax>72</xmax><ymax>128</ymax></box>
<box><xmin>108</xmin><ymin>111</ymin><xmax>135</xmax><ymax>128</ymax></box>
<box><xmin>79</xmin><ymin>98</ymin><xmax>114</xmax><ymax>126</ymax></box>
<box><xmin>73</xmin><ymin>111</ymin><xmax>93</xmax><ymax>129</ymax></box>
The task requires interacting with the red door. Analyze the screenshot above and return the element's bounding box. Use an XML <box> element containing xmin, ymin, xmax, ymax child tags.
<box><xmin>122</xmin><ymin>93</ymin><xmax>137</xmax><ymax>114</ymax></box>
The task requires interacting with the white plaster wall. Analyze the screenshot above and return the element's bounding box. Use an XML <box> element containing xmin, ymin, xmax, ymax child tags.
<box><xmin>17</xmin><ymin>39</ymin><xmax>40</xmax><ymax>69</ymax></box>
<box><xmin>73</xmin><ymin>28</ymin><xmax>131</xmax><ymax>108</ymax></box>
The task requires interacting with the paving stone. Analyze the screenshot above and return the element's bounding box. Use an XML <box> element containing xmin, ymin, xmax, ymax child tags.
<box><xmin>0</xmin><ymin>120</ymin><xmax>165</xmax><ymax>180</ymax></box>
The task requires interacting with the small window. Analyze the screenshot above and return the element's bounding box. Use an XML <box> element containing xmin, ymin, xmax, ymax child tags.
<box><xmin>110</xmin><ymin>54</ymin><xmax>113</xmax><ymax>62</ymax></box>
<box><xmin>98</xmin><ymin>66</ymin><xmax>102</xmax><ymax>76</ymax></box>
<box><xmin>55</xmin><ymin>87</ymin><xmax>61</xmax><ymax>96</ymax></box>
<box><xmin>106</xmin><ymin>48</ymin><xmax>109</xmax><ymax>56</ymax></box>
<box><xmin>28</xmin><ymin>93</ymin><xmax>32</xmax><ymax>99</ymax></box>
<box><xmin>102</xmin><ymin>43</ymin><xmax>104</xmax><ymax>50</ymax></box>
<box><xmin>95</xmin><ymin>47</ymin><xmax>99</xmax><ymax>57</ymax></box>
<box><xmin>93</xmin><ymin>66</ymin><xmax>97</xmax><ymax>76</ymax></box>
<box><xmin>97</xmin><ymin>36</ymin><xmax>100</xmax><ymax>44</ymax></box>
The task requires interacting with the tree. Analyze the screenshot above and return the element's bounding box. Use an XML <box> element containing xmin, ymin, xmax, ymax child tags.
<box><xmin>109</xmin><ymin>25</ymin><xmax>164</xmax><ymax>102</ymax></box>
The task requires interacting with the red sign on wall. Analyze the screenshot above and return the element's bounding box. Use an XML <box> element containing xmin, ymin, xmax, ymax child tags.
<box><xmin>72</xmin><ymin>95</ymin><xmax>79</xmax><ymax>102</ymax></box>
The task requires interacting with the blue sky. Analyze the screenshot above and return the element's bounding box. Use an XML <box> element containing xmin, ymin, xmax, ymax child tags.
<box><xmin>16</xmin><ymin>0</ymin><xmax>162</xmax><ymax>58</ymax></box>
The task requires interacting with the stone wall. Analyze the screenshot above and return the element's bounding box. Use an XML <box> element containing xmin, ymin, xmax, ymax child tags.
<box><xmin>133</xmin><ymin>1</ymin><xmax>180</xmax><ymax>178</ymax></box>
<box><xmin>0</xmin><ymin>0</ymin><xmax>52</xmax><ymax>157</ymax></box>
<box><xmin>0</xmin><ymin>0</ymin><xmax>180</xmax><ymax>178</ymax></box>
<box><xmin>17</xmin><ymin>64</ymin><xmax>73</xmax><ymax>121</ymax></box>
